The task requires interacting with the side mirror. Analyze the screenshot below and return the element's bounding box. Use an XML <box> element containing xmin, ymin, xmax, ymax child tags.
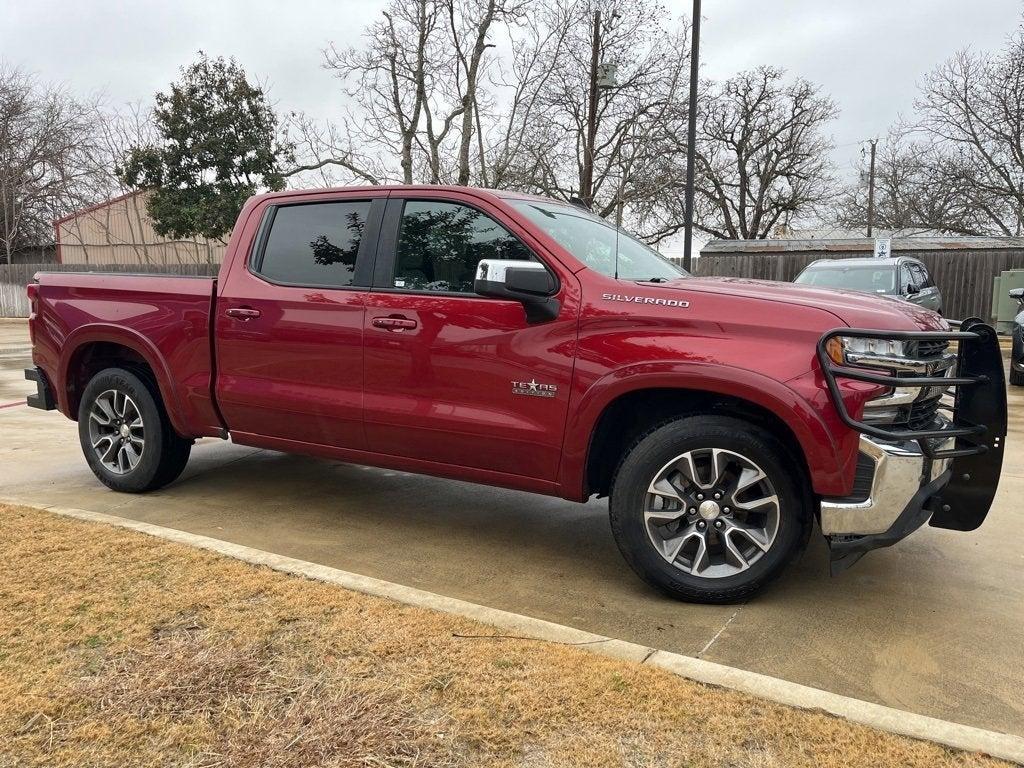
<box><xmin>474</xmin><ymin>259</ymin><xmax>560</xmax><ymax>323</ymax></box>
<box><xmin>1010</xmin><ymin>288</ymin><xmax>1024</xmax><ymax>302</ymax></box>
<box><xmin>906</xmin><ymin>282</ymin><xmax>919</xmax><ymax>295</ymax></box>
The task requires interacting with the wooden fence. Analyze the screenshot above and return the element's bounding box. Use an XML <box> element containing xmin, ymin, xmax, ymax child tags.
<box><xmin>695</xmin><ymin>248</ymin><xmax>1024</xmax><ymax>322</ymax></box>
<box><xmin>0</xmin><ymin>263</ymin><xmax>220</xmax><ymax>318</ymax></box>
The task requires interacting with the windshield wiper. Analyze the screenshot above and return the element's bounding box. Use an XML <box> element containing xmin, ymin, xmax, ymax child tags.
<box><xmin>636</xmin><ymin>277</ymin><xmax>671</xmax><ymax>283</ymax></box>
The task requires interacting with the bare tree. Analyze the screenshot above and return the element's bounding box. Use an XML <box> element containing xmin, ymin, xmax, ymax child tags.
<box><xmin>835</xmin><ymin>27</ymin><xmax>1024</xmax><ymax>238</ymax></box>
<box><xmin>834</xmin><ymin>129</ymin><xmax>989</xmax><ymax>236</ymax></box>
<box><xmin>0</xmin><ymin>67</ymin><xmax>103</xmax><ymax>264</ymax></box>
<box><xmin>307</xmin><ymin>0</ymin><xmax>698</xmax><ymax>243</ymax></box>
<box><xmin>486</xmin><ymin>0</ymin><xmax>694</xmax><ymax>241</ymax></box>
<box><xmin>319</xmin><ymin>0</ymin><xmax>520</xmax><ymax>185</ymax></box>
<box><xmin>321</xmin><ymin>0</ymin><xmax>436</xmax><ymax>183</ymax></box>
<box><xmin>694</xmin><ymin>67</ymin><xmax>838</xmax><ymax>240</ymax></box>
<box><xmin>85</xmin><ymin>103</ymin><xmax>161</xmax><ymax>263</ymax></box>
<box><xmin>447</xmin><ymin>0</ymin><xmax>507</xmax><ymax>185</ymax></box>
<box><xmin>912</xmin><ymin>36</ymin><xmax>1024</xmax><ymax>235</ymax></box>
<box><xmin>283</xmin><ymin>112</ymin><xmax>384</xmax><ymax>186</ymax></box>
<box><xmin>476</xmin><ymin>1</ymin><xmax>576</xmax><ymax>189</ymax></box>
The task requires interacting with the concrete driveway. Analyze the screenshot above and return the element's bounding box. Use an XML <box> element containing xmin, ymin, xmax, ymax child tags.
<box><xmin>2</xmin><ymin>319</ymin><xmax>1022</xmax><ymax>737</ymax></box>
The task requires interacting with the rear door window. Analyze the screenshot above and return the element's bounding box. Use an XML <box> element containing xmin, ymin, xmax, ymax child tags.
<box><xmin>256</xmin><ymin>201</ymin><xmax>371</xmax><ymax>288</ymax></box>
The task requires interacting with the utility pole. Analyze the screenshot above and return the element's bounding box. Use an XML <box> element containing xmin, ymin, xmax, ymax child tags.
<box><xmin>682</xmin><ymin>0</ymin><xmax>701</xmax><ymax>272</ymax></box>
<box><xmin>581</xmin><ymin>9</ymin><xmax>601</xmax><ymax>208</ymax></box>
<box><xmin>866</xmin><ymin>138</ymin><xmax>878</xmax><ymax>238</ymax></box>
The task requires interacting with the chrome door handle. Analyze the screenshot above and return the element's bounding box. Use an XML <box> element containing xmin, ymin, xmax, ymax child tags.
<box><xmin>225</xmin><ymin>307</ymin><xmax>261</xmax><ymax>320</ymax></box>
<box><xmin>371</xmin><ymin>316</ymin><xmax>418</xmax><ymax>331</ymax></box>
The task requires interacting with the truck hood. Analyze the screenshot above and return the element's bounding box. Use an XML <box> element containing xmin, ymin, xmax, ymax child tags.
<box><xmin>665</xmin><ymin>276</ymin><xmax>947</xmax><ymax>331</ymax></box>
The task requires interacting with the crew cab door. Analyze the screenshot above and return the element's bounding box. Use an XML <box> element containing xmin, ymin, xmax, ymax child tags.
<box><xmin>361</xmin><ymin>192</ymin><xmax>579</xmax><ymax>482</ymax></box>
<box><xmin>214</xmin><ymin>192</ymin><xmax>385</xmax><ymax>449</ymax></box>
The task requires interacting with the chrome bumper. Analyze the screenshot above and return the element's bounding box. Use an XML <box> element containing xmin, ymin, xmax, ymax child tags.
<box><xmin>820</xmin><ymin>435</ymin><xmax>954</xmax><ymax>536</ymax></box>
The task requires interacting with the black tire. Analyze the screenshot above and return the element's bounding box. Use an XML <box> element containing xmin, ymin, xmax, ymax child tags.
<box><xmin>609</xmin><ymin>415</ymin><xmax>810</xmax><ymax>604</ymax></box>
<box><xmin>77</xmin><ymin>367</ymin><xmax>192</xmax><ymax>493</ymax></box>
<box><xmin>1011</xmin><ymin>366</ymin><xmax>1024</xmax><ymax>386</ymax></box>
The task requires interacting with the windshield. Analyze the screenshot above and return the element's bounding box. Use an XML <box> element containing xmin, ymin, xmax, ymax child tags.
<box><xmin>795</xmin><ymin>264</ymin><xmax>897</xmax><ymax>295</ymax></box>
<box><xmin>509</xmin><ymin>199</ymin><xmax>687</xmax><ymax>281</ymax></box>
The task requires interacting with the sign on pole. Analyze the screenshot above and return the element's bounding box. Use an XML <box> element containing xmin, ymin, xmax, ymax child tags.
<box><xmin>873</xmin><ymin>238</ymin><xmax>892</xmax><ymax>258</ymax></box>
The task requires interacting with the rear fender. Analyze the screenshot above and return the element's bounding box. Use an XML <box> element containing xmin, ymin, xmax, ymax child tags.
<box><xmin>60</xmin><ymin>324</ymin><xmax>190</xmax><ymax>436</ymax></box>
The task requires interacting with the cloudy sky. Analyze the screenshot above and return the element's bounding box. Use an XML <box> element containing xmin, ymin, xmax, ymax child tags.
<box><xmin>2</xmin><ymin>0</ymin><xmax>1021</xmax><ymax>180</ymax></box>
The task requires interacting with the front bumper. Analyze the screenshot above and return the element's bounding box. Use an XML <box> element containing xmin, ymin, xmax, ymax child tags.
<box><xmin>822</xmin><ymin>435</ymin><xmax>956</xmax><ymax>574</ymax></box>
<box><xmin>821</xmin><ymin>435</ymin><xmax>953</xmax><ymax>537</ymax></box>
<box><xmin>817</xmin><ymin>319</ymin><xmax>1007</xmax><ymax>573</ymax></box>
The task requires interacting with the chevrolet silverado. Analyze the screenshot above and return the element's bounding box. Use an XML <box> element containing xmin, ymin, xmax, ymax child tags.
<box><xmin>24</xmin><ymin>186</ymin><xmax>1008</xmax><ymax>603</ymax></box>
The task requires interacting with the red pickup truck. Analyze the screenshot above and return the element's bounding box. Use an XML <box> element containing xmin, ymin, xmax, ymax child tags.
<box><xmin>24</xmin><ymin>186</ymin><xmax>1007</xmax><ymax>602</ymax></box>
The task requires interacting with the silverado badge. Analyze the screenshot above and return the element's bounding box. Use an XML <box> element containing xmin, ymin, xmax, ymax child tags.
<box><xmin>601</xmin><ymin>292</ymin><xmax>689</xmax><ymax>308</ymax></box>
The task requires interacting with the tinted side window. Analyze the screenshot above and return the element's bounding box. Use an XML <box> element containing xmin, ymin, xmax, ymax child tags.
<box><xmin>393</xmin><ymin>200</ymin><xmax>535</xmax><ymax>293</ymax></box>
<box><xmin>257</xmin><ymin>201</ymin><xmax>370</xmax><ymax>287</ymax></box>
<box><xmin>899</xmin><ymin>265</ymin><xmax>914</xmax><ymax>292</ymax></box>
<box><xmin>910</xmin><ymin>263</ymin><xmax>931</xmax><ymax>288</ymax></box>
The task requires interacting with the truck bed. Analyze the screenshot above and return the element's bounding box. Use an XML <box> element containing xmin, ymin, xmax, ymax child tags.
<box><xmin>29</xmin><ymin>271</ymin><xmax>222</xmax><ymax>438</ymax></box>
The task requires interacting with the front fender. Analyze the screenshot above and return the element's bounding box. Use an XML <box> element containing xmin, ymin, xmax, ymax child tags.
<box><xmin>60</xmin><ymin>324</ymin><xmax>191</xmax><ymax>436</ymax></box>
<box><xmin>557</xmin><ymin>360</ymin><xmax>856</xmax><ymax>501</ymax></box>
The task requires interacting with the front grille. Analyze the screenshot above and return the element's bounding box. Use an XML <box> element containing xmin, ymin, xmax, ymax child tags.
<box><xmin>905</xmin><ymin>394</ymin><xmax>942</xmax><ymax>430</ymax></box>
<box><xmin>905</xmin><ymin>339</ymin><xmax>949</xmax><ymax>359</ymax></box>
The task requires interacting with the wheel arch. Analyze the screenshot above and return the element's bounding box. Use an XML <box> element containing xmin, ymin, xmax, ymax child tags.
<box><xmin>560</xmin><ymin>363</ymin><xmax>846</xmax><ymax>501</ymax></box>
<box><xmin>60</xmin><ymin>325</ymin><xmax>188</xmax><ymax>435</ymax></box>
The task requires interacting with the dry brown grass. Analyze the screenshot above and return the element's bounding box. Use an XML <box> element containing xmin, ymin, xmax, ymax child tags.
<box><xmin>0</xmin><ymin>502</ymin><xmax>1009</xmax><ymax>768</ymax></box>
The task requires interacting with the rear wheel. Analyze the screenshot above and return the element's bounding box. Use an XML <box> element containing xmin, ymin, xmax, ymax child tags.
<box><xmin>609</xmin><ymin>416</ymin><xmax>809</xmax><ymax>604</ymax></box>
<box><xmin>77</xmin><ymin>367</ymin><xmax>192</xmax><ymax>493</ymax></box>
<box><xmin>1011</xmin><ymin>367</ymin><xmax>1024</xmax><ymax>386</ymax></box>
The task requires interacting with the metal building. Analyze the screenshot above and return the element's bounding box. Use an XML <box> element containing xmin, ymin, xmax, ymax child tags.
<box><xmin>54</xmin><ymin>190</ymin><xmax>227</xmax><ymax>265</ymax></box>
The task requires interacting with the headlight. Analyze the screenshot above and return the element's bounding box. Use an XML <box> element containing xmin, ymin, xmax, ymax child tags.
<box><xmin>824</xmin><ymin>336</ymin><xmax>907</xmax><ymax>365</ymax></box>
<box><xmin>823</xmin><ymin>335</ymin><xmax>946</xmax><ymax>426</ymax></box>
<box><xmin>841</xmin><ymin>337</ymin><xmax>907</xmax><ymax>359</ymax></box>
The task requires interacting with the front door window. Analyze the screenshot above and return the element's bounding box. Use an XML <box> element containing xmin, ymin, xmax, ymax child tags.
<box><xmin>392</xmin><ymin>200</ymin><xmax>534</xmax><ymax>293</ymax></box>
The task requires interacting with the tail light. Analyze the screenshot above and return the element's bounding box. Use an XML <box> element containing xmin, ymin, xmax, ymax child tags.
<box><xmin>26</xmin><ymin>282</ymin><xmax>38</xmax><ymax>344</ymax></box>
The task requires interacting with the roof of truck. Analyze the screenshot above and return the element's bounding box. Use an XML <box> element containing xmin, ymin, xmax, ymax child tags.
<box><xmin>256</xmin><ymin>185</ymin><xmax>548</xmax><ymax>200</ymax></box>
<box><xmin>253</xmin><ymin>185</ymin><xmax>575</xmax><ymax>209</ymax></box>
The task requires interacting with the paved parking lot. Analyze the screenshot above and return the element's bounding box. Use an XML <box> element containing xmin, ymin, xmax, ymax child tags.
<box><xmin>2</xmin><ymin>319</ymin><xmax>1022</xmax><ymax>737</ymax></box>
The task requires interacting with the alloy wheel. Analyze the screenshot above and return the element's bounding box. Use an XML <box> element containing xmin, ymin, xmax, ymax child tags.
<box><xmin>87</xmin><ymin>389</ymin><xmax>145</xmax><ymax>474</ymax></box>
<box><xmin>643</xmin><ymin>448</ymin><xmax>780</xmax><ymax>579</ymax></box>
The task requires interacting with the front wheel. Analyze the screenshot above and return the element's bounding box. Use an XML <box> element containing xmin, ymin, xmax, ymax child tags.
<box><xmin>609</xmin><ymin>415</ymin><xmax>809</xmax><ymax>604</ymax></box>
<box><xmin>77</xmin><ymin>367</ymin><xmax>192</xmax><ymax>493</ymax></box>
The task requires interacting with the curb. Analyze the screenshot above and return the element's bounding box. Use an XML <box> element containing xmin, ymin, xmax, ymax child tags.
<box><xmin>10</xmin><ymin>500</ymin><xmax>1024</xmax><ymax>765</ymax></box>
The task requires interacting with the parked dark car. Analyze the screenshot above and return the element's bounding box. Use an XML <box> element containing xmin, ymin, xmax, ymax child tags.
<box><xmin>1011</xmin><ymin>288</ymin><xmax>1024</xmax><ymax>386</ymax></box>
<box><xmin>794</xmin><ymin>257</ymin><xmax>943</xmax><ymax>315</ymax></box>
